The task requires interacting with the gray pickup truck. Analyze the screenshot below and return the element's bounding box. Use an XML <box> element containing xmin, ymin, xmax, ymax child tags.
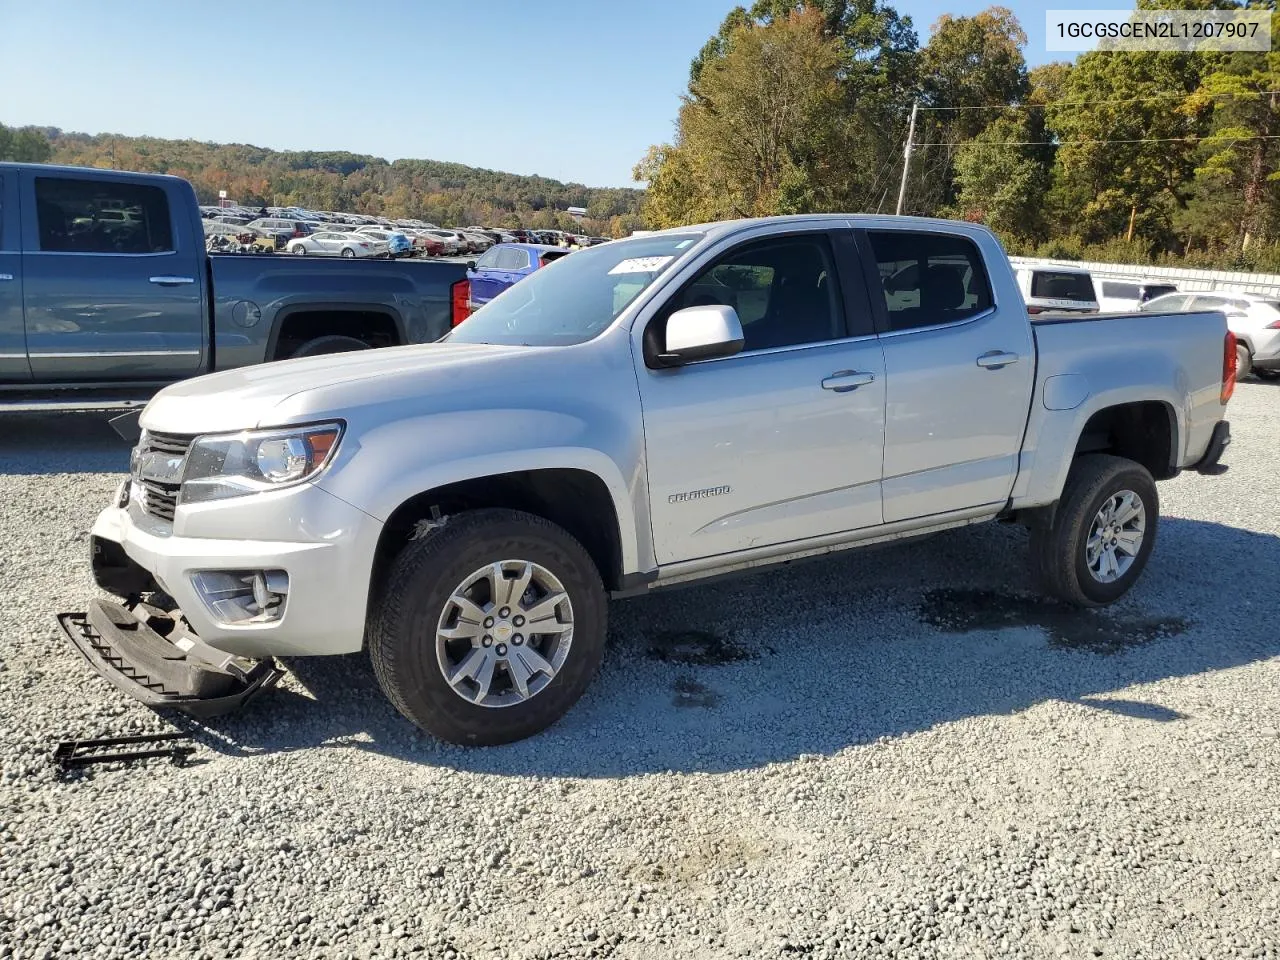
<box><xmin>0</xmin><ymin>163</ymin><xmax>467</xmax><ymax>409</ymax></box>
<box><xmin>67</xmin><ymin>214</ymin><xmax>1234</xmax><ymax>745</ymax></box>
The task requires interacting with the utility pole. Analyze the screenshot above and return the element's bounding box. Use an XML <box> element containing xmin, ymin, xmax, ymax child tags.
<box><xmin>895</xmin><ymin>101</ymin><xmax>918</xmax><ymax>217</ymax></box>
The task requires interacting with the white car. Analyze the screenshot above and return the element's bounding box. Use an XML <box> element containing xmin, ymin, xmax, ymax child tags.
<box><xmin>1097</xmin><ymin>279</ymin><xmax>1179</xmax><ymax>313</ymax></box>
<box><xmin>1142</xmin><ymin>290</ymin><xmax>1280</xmax><ymax>380</ymax></box>
<box><xmin>1014</xmin><ymin>265</ymin><xmax>1099</xmax><ymax>316</ymax></box>
<box><xmin>285</xmin><ymin>232</ymin><xmax>379</xmax><ymax>258</ymax></box>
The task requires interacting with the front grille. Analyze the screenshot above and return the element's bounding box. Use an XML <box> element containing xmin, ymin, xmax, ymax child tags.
<box><xmin>134</xmin><ymin>431</ymin><xmax>194</xmax><ymax>522</ymax></box>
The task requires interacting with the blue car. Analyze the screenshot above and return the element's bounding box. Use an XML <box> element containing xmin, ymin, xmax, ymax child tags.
<box><xmin>465</xmin><ymin>242</ymin><xmax>570</xmax><ymax>311</ymax></box>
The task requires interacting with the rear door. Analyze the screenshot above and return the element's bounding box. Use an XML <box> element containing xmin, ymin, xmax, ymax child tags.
<box><xmin>862</xmin><ymin>228</ymin><xmax>1036</xmax><ymax>523</ymax></box>
<box><xmin>19</xmin><ymin>170</ymin><xmax>205</xmax><ymax>381</ymax></box>
<box><xmin>0</xmin><ymin>170</ymin><xmax>30</xmax><ymax>381</ymax></box>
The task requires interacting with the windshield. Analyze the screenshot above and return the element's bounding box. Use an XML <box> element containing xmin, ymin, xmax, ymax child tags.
<box><xmin>447</xmin><ymin>233</ymin><xmax>703</xmax><ymax>346</ymax></box>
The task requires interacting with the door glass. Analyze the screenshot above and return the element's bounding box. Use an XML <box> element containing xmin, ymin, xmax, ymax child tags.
<box><xmin>867</xmin><ymin>231</ymin><xmax>993</xmax><ymax>331</ymax></box>
<box><xmin>35</xmin><ymin>177</ymin><xmax>174</xmax><ymax>254</ymax></box>
<box><xmin>668</xmin><ymin>235</ymin><xmax>843</xmax><ymax>352</ymax></box>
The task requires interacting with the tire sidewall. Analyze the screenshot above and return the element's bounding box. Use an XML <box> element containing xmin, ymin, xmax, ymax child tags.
<box><xmin>377</xmin><ymin>514</ymin><xmax>606</xmax><ymax>745</ymax></box>
<box><xmin>1236</xmin><ymin>343</ymin><xmax>1252</xmax><ymax>381</ymax></box>
<box><xmin>1069</xmin><ymin>466</ymin><xmax>1159</xmax><ymax>605</ymax></box>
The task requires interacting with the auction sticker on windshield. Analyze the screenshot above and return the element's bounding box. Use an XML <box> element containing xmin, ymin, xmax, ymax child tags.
<box><xmin>609</xmin><ymin>256</ymin><xmax>674</xmax><ymax>275</ymax></box>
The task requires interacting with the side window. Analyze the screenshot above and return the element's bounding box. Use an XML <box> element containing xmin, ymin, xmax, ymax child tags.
<box><xmin>35</xmin><ymin>177</ymin><xmax>174</xmax><ymax>254</ymax></box>
<box><xmin>1102</xmin><ymin>281</ymin><xmax>1139</xmax><ymax>299</ymax></box>
<box><xmin>667</xmin><ymin>235</ymin><xmax>843</xmax><ymax>353</ymax></box>
<box><xmin>1189</xmin><ymin>295</ymin><xmax>1224</xmax><ymax>311</ymax></box>
<box><xmin>867</xmin><ymin>231</ymin><xmax>992</xmax><ymax>332</ymax></box>
<box><xmin>505</xmin><ymin>248</ymin><xmax>532</xmax><ymax>270</ymax></box>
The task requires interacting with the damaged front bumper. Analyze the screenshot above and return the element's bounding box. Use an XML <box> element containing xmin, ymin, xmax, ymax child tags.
<box><xmin>57</xmin><ymin>598</ymin><xmax>283</xmax><ymax>719</ymax></box>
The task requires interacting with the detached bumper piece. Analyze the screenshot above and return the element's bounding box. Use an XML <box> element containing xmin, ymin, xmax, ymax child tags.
<box><xmin>1194</xmin><ymin>420</ymin><xmax>1232</xmax><ymax>475</ymax></box>
<box><xmin>53</xmin><ymin>732</ymin><xmax>194</xmax><ymax>770</ymax></box>
<box><xmin>57</xmin><ymin>599</ymin><xmax>283</xmax><ymax>719</ymax></box>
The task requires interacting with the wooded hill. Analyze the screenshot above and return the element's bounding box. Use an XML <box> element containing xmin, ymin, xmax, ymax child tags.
<box><xmin>7</xmin><ymin>127</ymin><xmax>644</xmax><ymax>236</ymax></box>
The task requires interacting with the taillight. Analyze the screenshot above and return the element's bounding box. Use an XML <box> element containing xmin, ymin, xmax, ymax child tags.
<box><xmin>1222</xmin><ymin>331</ymin><xmax>1237</xmax><ymax>404</ymax></box>
<box><xmin>1267</xmin><ymin>318</ymin><xmax>1280</xmax><ymax>329</ymax></box>
<box><xmin>1026</xmin><ymin>305</ymin><xmax>1043</xmax><ymax>315</ymax></box>
<box><xmin>450</xmin><ymin>279</ymin><xmax>471</xmax><ymax>327</ymax></box>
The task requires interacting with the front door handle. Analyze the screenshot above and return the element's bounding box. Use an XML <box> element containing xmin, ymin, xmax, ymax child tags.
<box><xmin>0</xmin><ymin>274</ymin><xmax>13</xmax><ymax>281</ymax></box>
<box><xmin>976</xmin><ymin>350</ymin><xmax>1020</xmax><ymax>369</ymax></box>
<box><xmin>149</xmin><ymin>276</ymin><xmax>196</xmax><ymax>286</ymax></box>
<box><xmin>821</xmin><ymin>370</ymin><xmax>876</xmax><ymax>392</ymax></box>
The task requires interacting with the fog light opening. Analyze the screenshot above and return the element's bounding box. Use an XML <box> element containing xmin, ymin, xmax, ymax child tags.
<box><xmin>192</xmin><ymin>569</ymin><xmax>289</xmax><ymax>624</ymax></box>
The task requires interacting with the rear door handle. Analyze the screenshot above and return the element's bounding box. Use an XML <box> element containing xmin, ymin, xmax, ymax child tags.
<box><xmin>976</xmin><ymin>350</ymin><xmax>1020</xmax><ymax>369</ymax></box>
<box><xmin>149</xmin><ymin>276</ymin><xmax>196</xmax><ymax>286</ymax></box>
<box><xmin>0</xmin><ymin>274</ymin><xmax>13</xmax><ymax>281</ymax></box>
<box><xmin>821</xmin><ymin>370</ymin><xmax>876</xmax><ymax>392</ymax></box>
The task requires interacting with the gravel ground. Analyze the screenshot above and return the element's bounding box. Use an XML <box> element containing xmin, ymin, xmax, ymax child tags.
<box><xmin>2</xmin><ymin>383</ymin><xmax>1279</xmax><ymax>960</ymax></box>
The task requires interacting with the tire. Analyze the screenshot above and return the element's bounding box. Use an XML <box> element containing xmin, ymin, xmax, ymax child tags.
<box><xmin>288</xmin><ymin>335</ymin><xmax>370</xmax><ymax>359</ymax></box>
<box><xmin>368</xmin><ymin>509</ymin><xmax>607</xmax><ymax>745</ymax></box>
<box><xmin>1236</xmin><ymin>343</ymin><xmax>1253</xmax><ymax>381</ymax></box>
<box><xmin>292</xmin><ymin>244</ymin><xmax>307</xmax><ymax>255</ymax></box>
<box><xmin>1028</xmin><ymin>454</ymin><xmax>1159</xmax><ymax>608</ymax></box>
<box><xmin>340</xmin><ymin>247</ymin><xmax>356</xmax><ymax>258</ymax></box>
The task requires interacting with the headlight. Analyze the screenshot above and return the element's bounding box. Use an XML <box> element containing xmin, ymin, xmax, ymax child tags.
<box><xmin>179</xmin><ymin>422</ymin><xmax>343</xmax><ymax>505</ymax></box>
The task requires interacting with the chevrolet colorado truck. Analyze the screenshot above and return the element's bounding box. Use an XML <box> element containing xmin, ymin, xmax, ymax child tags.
<box><xmin>66</xmin><ymin>215</ymin><xmax>1235</xmax><ymax>744</ymax></box>
<box><xmin>0</xmin><ymin>163</ymin><xmax>466</xmax><ymax>411</ymax></box>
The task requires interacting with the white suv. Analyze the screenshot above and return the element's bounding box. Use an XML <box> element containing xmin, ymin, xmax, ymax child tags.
<box><xmin>1143</xmin><ymin>290</ymin><xmax>1280</xmax><ymax>380</ymax></box>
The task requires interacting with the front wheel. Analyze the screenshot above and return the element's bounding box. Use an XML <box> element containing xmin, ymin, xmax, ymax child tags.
<box><xmin>1029</xmin><ymin>454</ymin><xmax>1158</xmax><ymax>607</ymax></box>
<box><xmin>368</xmin><ymin>509</ymin><xmax>607</xmax><ymax>745</ymax></box>
<box><xmin>340</xmin><ymin>247</ymin><xmax>356</xmax><ymax>258</ymax></box>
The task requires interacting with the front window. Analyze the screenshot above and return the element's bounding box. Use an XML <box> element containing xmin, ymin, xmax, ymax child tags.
<box><xmin>448</xmin><ymin>233</ymin><xmax>702</xmax><ymax>346</ymax></box>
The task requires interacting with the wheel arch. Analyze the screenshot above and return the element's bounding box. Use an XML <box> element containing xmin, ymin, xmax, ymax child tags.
<box><xmin>266</xmin><ymin>302</ymin><xmax>407</xmax><ymax>361</ymax></box>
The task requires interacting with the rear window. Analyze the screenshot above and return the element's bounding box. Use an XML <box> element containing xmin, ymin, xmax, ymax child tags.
<box><xmin>1031</xmin><ymin>271</ymin><xmax>1096</xmax><ymax>302</ymax></box>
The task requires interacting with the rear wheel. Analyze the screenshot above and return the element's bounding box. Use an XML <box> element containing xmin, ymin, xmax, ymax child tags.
<box><xmin>1029</xmin><ymin>454</ymin><xmax>1158</xmax><ymax>607</ymax></box>
<box><xmin>288</xmin><ymin>335</ymin><xmax>370</xmax><ymax>359</ymax></box>
<box><xmin>368</xmin><ymin>509</ymin><xmax>607</xmax><ymax>745</ymax></box>
<box><xmin>1236</xmin><ymin>343</ymin><xmax>1253</xmax><ymax>381</ymax></box>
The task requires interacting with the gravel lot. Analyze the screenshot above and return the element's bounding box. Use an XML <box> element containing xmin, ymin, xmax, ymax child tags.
<box><xmin>2</xmin><ymin>383</ymin><xmax>1279</xmax><ymax>960</ymax></box>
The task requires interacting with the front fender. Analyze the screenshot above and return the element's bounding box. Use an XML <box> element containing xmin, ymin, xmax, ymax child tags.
<box><xmin>316</xmin><ymin>410</ymin><xmax>645</xmax><ymax>576</ymax></box>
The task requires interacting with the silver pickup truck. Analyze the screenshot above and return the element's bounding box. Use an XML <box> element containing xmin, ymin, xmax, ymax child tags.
<box><xmin>66</xmin><ymin>214</ymin><xmax>1235</xmax><ymax>745</ymax></box>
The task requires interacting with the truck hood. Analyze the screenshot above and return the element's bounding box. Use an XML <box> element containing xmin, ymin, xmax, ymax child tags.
<box><xmin>141</xmin><ymin>342</ymin><xmax>524</xmax><ymax>434</ymax></box>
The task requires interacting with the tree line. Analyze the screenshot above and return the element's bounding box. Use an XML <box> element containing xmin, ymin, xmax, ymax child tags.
<box><xmin>636</xmin><ymin>0</ymin><xmax>1280</xmax><ymax>273</ymax></box>
<box><xmin>0</xmin><ymin>125</ymin><xmax>645</xmax><ymax>237</ymax></box>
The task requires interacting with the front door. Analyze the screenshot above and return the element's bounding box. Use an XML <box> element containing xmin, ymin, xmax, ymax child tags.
<box><xmin>637</xmin><ymin>231</ymin><xmax>887</xmax><ymax>565</ymax></box>
<box><xmin>863</xmin><ymin>228</ymin><xmax>1036</xmax><ymax>523</ymax></box>
<box><xmin>20</xmin><ymin>170</ymin><xmax>206</xmax><ymax>382</ymax></box>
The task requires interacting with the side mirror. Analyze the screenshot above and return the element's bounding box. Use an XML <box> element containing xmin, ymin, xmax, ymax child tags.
<box><xmin>466</xmin><ymin>260</ymin><xmax>477</xmax><ymax>272</ymax></box>
<box><xmin>654</xmin><ymin>304</ymin><xmax>745</xmax><ymax>368</ymax></box>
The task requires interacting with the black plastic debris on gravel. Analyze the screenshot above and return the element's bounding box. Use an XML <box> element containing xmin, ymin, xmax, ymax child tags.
<box><xmin>647</xmin><ymin>629</ymin><xmax>754</xmax><ymax>665</ymax></box>
<box><xmin>671</xmin><ymin>677</ymin><xmax>720</xmax><ymax>709</ymax></box>
<box><xmin>918</xmin><ymin>588</ymin><xmax>1190</xmax><ymax>655</ymax></box>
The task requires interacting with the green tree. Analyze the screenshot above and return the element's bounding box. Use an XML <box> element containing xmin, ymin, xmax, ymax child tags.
<box><xmin>0</xmin><ymin>123</ymin><xmax>53</xmax><ymax>163</ymax></box>
<box><xmin>638</xmin><ymin>8</ymin><xmax>852</xmax><ymax>224</ymax></box>
<box><xmin>951</xmin><ymin>113</ymin><xmax>1049</xmax><ymax>240</ymax></box>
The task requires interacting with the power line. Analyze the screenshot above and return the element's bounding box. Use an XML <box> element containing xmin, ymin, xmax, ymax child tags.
<box><xmin>918</xmin><ymin>89</ymin><xmax>1280</xmax><ymax>112</ymax></box>
<box><xmin>914</xmin><ymin>133</ymin><xmax>1280</xmax><ymax>147</ymax></box>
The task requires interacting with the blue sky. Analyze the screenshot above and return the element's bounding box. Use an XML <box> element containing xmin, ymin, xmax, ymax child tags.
<box><xmin>0</xmin><ymin>0</ymin><xmax>1103</xmax><ymax>188</ymax></box>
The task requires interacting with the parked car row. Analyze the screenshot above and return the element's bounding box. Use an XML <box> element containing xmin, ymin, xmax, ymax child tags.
<box><xmin>198</xmin><ymin>203</ymin><xmax>610</xmax><ymax>258</ymax></box>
